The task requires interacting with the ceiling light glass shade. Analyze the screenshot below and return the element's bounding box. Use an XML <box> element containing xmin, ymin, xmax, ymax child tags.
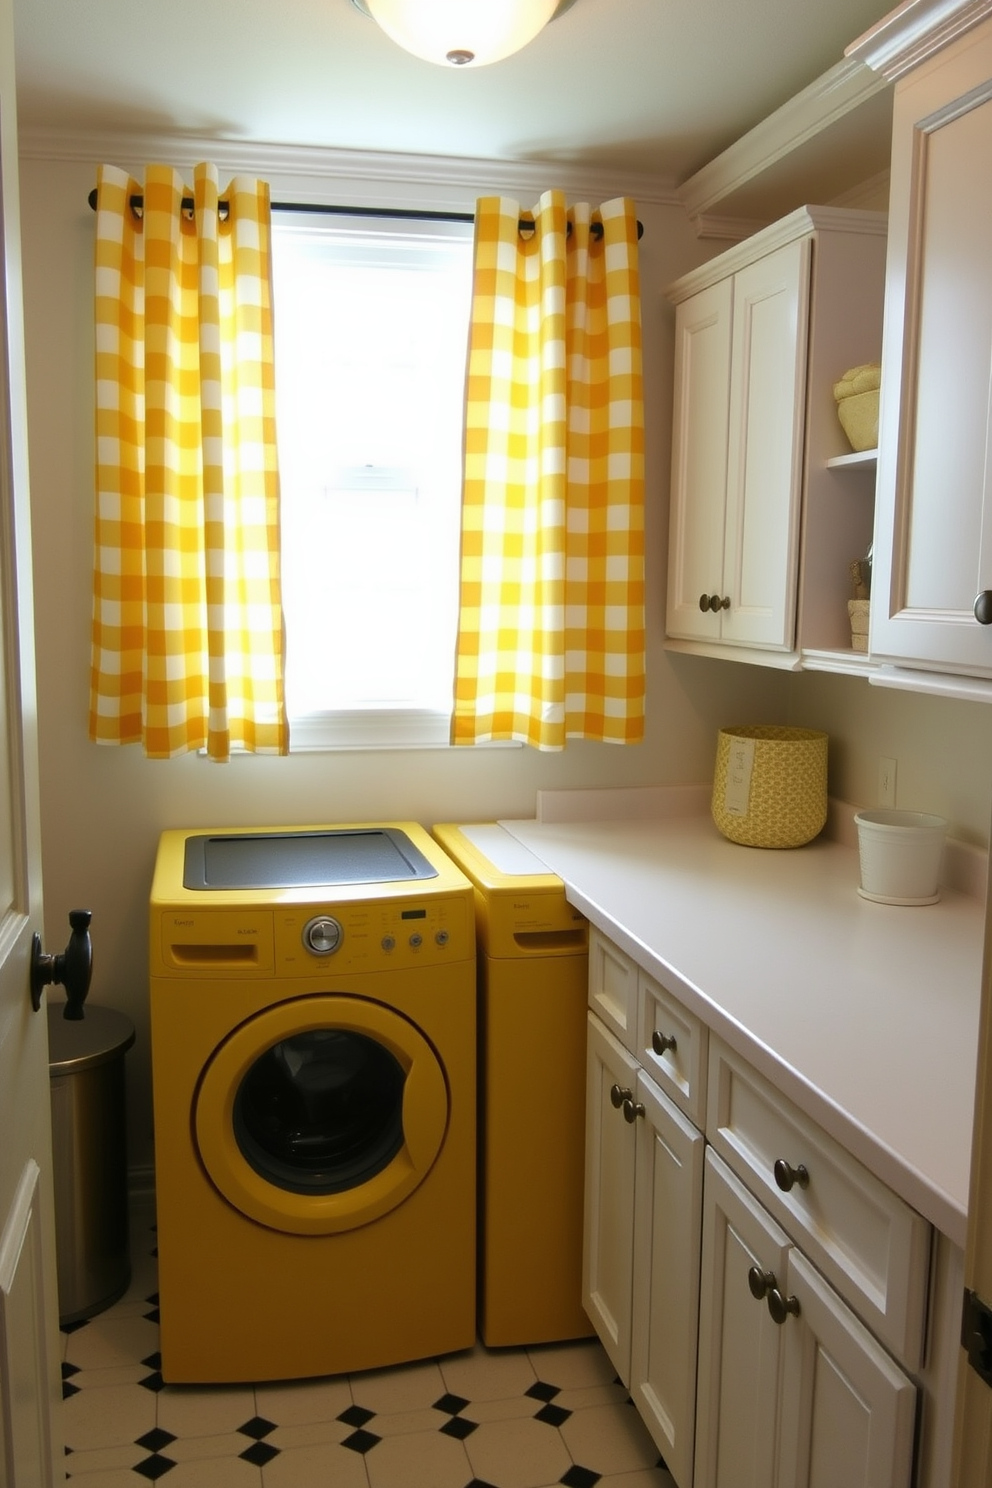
<box><xmin>365</xmin><ymin>0</ymin><xmax>561</xmax><ymax>67</ymax></box>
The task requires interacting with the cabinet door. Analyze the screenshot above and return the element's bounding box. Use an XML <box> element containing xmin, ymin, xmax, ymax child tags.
<box><xmin>694</xmin><ymin>1150</ymin><xmax>791</xmax><ymax>1488</ymax></box>
<box><xmin>871</xmin><ymin>20</ymin><xmax>992</xmax><ymax>675</ymax></box>
<box><xmin>777</xmin><ymin>1250</ymin><xmax>916</xmax><ymax>1488</ymax></box>
<box><xmin>721</xmin><ymin>236</ymin><xmax>809</xmax><ymax>650</ymax></box>
<box><xmin>629</xmin><ymin>1069</ymin><xmax>704</xmax><ymax>1488</ymax></box>
<box><xmin>666</xmin><ymin>278</ymin><xmax>733</xmax><ymax>641</ymax></box>
<box><xmin>583</xmin><ymin>1013</ymin><xmax>639</xmax><ymax>1382</ymax></box>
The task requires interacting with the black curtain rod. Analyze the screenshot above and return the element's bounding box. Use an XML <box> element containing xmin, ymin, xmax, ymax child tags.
<box><xmin>85</xmin><ymin>190</ymin><xmax>643</xmax><ymax>240</ymax></box>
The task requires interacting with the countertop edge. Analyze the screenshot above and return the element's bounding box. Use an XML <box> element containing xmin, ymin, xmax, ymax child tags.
<box><xmin>499</xmin><ymin>809</ymin><xmax>981</xmax><ymax>1251</ymax></box>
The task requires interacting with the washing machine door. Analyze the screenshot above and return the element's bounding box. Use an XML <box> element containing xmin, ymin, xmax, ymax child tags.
<box><xmin>194</xmin><ymin>994</ymin><xmax>449</xmax><ymax>1235</ymax></box>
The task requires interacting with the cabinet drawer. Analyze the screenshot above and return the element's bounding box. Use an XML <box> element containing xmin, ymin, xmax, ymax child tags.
<box><xmin>706</xmin><ymin>1038</ymin><xmax>931</xmax><ymax>1367</ymax></box>
<box><xmin>636</xmin><ymin>967</ymin><xmax>707</xmax><ymax>1126</ymax></box>
<box><xmin>588</xmin><ymin>928</ymin><xmax>638</xmax><ymax>1051</ymax></box>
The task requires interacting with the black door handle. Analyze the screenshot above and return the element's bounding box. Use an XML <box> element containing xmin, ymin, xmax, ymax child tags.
<box><xmin>30</xmin><ymin>909</ymin><xmax>93</xmax><ymax>1018</ymax></box>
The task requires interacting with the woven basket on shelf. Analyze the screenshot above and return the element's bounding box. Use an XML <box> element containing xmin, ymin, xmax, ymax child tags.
<box><xmin>711</xmin><ymin>725</ymin><xmax>828</xmax><ymax>849</ymax></box>
<box><xmin>848</xmin><ymin>598</ymin><xmax>870</xmax><ymax>653</ymax></box>
<box><xmin>833</xmin><ymin>363</ymin><xmax>881</xmax><ymax>452</ymax></box>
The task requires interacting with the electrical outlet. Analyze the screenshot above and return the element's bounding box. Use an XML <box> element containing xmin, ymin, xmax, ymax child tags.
<box><xmin>879</xmin><ymin>756</ymin><xmax>897</xmax><ymax>807</ymax></box>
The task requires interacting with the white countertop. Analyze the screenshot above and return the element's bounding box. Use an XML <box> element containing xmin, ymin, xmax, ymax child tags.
<box><xmin>499</xmin><ymin>804</ymin><xmax>985</xmax><ymax>1249</ymax></box>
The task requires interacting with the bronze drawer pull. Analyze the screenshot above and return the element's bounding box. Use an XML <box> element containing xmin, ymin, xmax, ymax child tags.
<box><xmin>773</xmin><ymin>1158</ymin><xmax>810</xmax><ymax>1193</ymax></box>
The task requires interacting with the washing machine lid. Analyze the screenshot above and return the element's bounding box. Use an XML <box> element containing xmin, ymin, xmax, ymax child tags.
<box><xmin>183</xmin><ymin>828</ymin><xmax>438</xmax><ymax>890</ymax></box>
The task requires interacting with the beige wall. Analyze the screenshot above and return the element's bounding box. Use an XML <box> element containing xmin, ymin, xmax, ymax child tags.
<box><xmin>791</xmin><ymin>669</ymin><xmax>992</xmax><ymax>847</ymax></box>
<box><xmin>17</xmin><ymin>143</ymin><xmax>992</xmax><ymax>1177</ymax></box>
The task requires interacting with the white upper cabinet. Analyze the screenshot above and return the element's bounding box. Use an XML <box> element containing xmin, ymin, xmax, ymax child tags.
<box><xmin>667</xmin><ymin>277</ymin><xmax>735</xmax><ymax>644</ymax></box>
<box><xmin>665</xmin><ymin>206</ymin><xmax>887</xmax><ymax>671</ymax></box>
<box><xmin>668</xmin><ymin>238</ymin><xmax>808</xmax><ymax>652</ymax></box>
<box><xmin>851</xmin><ymin>1</ymin><xmax>992</xmax><ymax>683</ymax></box>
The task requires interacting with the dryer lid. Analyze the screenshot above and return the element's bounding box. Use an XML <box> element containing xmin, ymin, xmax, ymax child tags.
<box><xmin>183</xmin><ymin>828</ymin><xmax>438</xmax><ymax>890</ymax></box>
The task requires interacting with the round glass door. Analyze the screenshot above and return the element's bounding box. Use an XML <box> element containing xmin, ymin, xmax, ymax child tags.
<box><xmin>195</xmin><ymin>995</ymin><xmax>449</xmax><ymax>1235</ymax></box>
<box><xmin>233</xmin><ymin>1029</ymin><xmax>406</xmax><ymax>1195</ymax></box>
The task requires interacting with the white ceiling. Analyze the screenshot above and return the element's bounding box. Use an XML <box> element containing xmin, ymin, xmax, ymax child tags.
<box><xmin>13</xmin><ymin>0</ymin><xmax>898</xmax><ymax>184</ymax></box>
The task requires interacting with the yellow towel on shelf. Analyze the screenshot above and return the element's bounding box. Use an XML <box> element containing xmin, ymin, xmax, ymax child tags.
<box><xmin>832</xmin><ymin>362</ymin><xmax>881</xmax><ymax>401</ymax></box>
<box><xmin>833</xmin><ymin>363</ymin><xmax>881</xmax><ymax>452</ymax></box>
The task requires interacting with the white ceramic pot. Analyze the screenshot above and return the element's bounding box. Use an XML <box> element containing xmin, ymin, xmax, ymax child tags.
<box><xmin>854</xmin><ymin>809</ymin><xmax>947</xmax><ymax>905</ymax></box>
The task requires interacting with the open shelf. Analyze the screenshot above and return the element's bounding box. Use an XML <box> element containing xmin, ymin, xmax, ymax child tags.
<box><xmin>826</xmin><ymin>448</ymin><xmax>878</xmax><ymax>471</ymax></box>
<box><xmin>801</xmin><ymin>647</ymin><xmax>875</xmax><ymax>677</ymax></box>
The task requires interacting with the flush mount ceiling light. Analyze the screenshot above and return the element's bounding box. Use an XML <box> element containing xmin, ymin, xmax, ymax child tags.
<box><xmin>351</xmin><ymin>0</ymin><xmax>578</xmax><ymax>67</ymax></box>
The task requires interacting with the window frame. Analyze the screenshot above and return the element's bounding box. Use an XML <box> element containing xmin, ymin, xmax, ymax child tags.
<box><xmin>270</xmin><ymin>208</ymin><xmax>475</xmax><ymax>753</ymax></box>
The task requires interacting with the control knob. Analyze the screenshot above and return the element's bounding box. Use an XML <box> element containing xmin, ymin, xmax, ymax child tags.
<box><xmin>303</xmin><ymin>916</ymin><xmax>343</xmax><ymax>955</ymax></box>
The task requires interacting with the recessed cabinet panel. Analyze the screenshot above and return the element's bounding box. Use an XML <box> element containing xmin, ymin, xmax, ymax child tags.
<box><xmin>583</xmin><ymin>1012</ymin><xmax>638</xmax><ymax>1381</ymax></box>
<box><xmin>778</xmin><ymin>1250</ymin><xmax>916</xmax><ymax>1488</ymax></box>
<box><xmin>629</xmin><ymin>1069</ymin><xmax>704</xmax><ymax>1488</ymax></box>
<box><xmin>694</xmin><ymin>1149</ymin><xmax>791</xmax><ymax>1488</ymax></box>
<box><xmin>903</xmin><ymin>97</ymin><xmax>992</xmax><ymax>617</ymax></box>
<box><xmin>588</xmin><ymin>927</ymin><xmax>638</xmax><ymax>1051</ymax></box>
<box><xmin>667</xmin><ymin>280</ymin><xmax>733</xmax><ymax>641</ymax></box>
<box><xmin>722</xmin><ymin>238</ymin><xmax>808</xmax><ymax>649</ymax></box>
<box><xmin>871</xmin><ymin>18</ymin><xmax>992</xmax><ymax>675</ymax></box>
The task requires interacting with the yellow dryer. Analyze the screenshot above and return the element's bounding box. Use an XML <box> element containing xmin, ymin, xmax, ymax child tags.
<box><xmin>149</xmin><ymin>822</ymin><xmax>476</xmax><ymax>1384</ymax></box>
<box><xmin>433</xmin><ymin>822</ymin><xmax>592</xmax><ymax>1347</ymax></box>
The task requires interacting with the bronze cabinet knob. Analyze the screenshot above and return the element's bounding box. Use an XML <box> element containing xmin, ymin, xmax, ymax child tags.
<box><xmin>975</xmin><ymin>591</ymin><xmax>992</xmax><ymax>625</ymax></box>
<box><xmin>773</xmin><ymin>1158</ymin><xmax>810</xmax><ymax>1193</ymax></box>
<box><xmin>747</xmin><ymin>1266</ymin><xmax>775</xmax><ymax>1301</ymax></box>
<box><xmin>767</xmin><ymin>1286</ymin><xmax>801</xmax><ymax>1326</ymax></box>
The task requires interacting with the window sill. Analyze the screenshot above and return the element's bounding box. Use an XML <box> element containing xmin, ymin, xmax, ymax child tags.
<box><xmin>287</xmin><ymin>709</ymin><xmax>520</xmax><ymax>752</ymax></box>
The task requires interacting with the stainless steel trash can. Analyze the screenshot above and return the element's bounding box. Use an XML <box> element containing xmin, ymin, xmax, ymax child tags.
<box><xmin>47</xmin><ymin>1004</ymin><xmax>135</xmax><ymax>1324</ymax></box>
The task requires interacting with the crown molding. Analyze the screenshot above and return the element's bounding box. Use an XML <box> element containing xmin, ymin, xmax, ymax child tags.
<box><xmin>18</xmin><ymin>127</ymin><xmax>680</xmax><ymax>209</ymax></box>
<box><xmin>664</xmin><ymin>204</ymin><xmax>888</xmax><ymax>303</ymax></box>
<box><xmin>676</xmin><ymin>57</ymin><xmax>890</xmax><ymax>227</ymax></box>
<box><xmin>690</xmin><ymin>215</ymin><xmax>769</xmax><ymax>243</ymax></box>
<box><xmin>846</xmin><ymin>0</ymin><xmax>992</xmax><ymax>80</ymax></box>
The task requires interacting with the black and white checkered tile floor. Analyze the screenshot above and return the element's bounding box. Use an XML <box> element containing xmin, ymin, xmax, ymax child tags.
<box><xmin>61</xmin><ymin>1199</ymin><xmax>677</xmax><ymax>1487</ymax></box>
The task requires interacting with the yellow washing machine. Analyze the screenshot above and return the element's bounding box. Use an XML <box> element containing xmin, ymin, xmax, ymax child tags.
<box><xmin>433</xmin><ymin>822</ymin><xmax>592</xmax><ymax>1347</ymax></box>
<box><xmin>149</xmin><ymin>822</ymin><xmax>476</xmax><ymax>1384</ymax></box>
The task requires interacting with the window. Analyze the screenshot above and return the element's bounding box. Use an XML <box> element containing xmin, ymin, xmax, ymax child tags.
<box><xmin>271</xmin><ymin>212</ymin><xmax>474</xmax><ymax>750</ymax></box>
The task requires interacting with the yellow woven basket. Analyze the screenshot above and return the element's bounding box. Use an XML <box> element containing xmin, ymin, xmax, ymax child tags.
<box><xmin>833</xmin><ymin>363</ymin><xmax>881</xmax><ymax>453</ymax></box>
<box><xmin>848</xmin><ymin>598</ymin><xmax>870</xmax><ymax>653</ymax></box>
<box><xmin>711</xmin><ymin>725</ymin><xmax>828</xmax><ymax>849</ymax></box>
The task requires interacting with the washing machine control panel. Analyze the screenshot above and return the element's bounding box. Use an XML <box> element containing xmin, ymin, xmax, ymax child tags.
<box><xmin>153</xmin><ymin>892</ymin><xmax>472</xmax><ymax>977</ymax></box>
<box><xmin>288</xmin><ymin>897</ymin><xmax>470</xmax><ymax>970</ymax></box>
<box><xmin>299</xmin><ymin>913</ymin><xmax>451</xmax><ymax>958</ymax></box>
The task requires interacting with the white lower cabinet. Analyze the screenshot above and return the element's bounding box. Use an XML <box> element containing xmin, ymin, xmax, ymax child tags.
<box><xmin>584</xmin><ymin>1012</ymin><xmax>704</xmax><ymax>1488</ymax></box>
<box><xmin>778</xmin><ymin>1248</ymin><xmax>917</xmax><ymax>1488</ymax></box>
<box><xmin>584</xmin><ymin>1012</ymin><xmax>639</xmax><ymax>1375</ymax></box>
<box><xmin>695</xmin><ymin>1149</ymin><xmax>917</xmax><ymax>1488</ymax></box>
<box><xmin>585</xmin><ymin>930</ymin><xmax>929</xmax><ymax>1488</ymax></box>
<box><xmin>630</xmin><ymin>1062</ymin><xmax>705</xmax><ymax>1487</ymax></box>
<box><xmin>694</xmin><ymin>1148</ymin><xmax>789</xmax><ymax>1488</ymax></box>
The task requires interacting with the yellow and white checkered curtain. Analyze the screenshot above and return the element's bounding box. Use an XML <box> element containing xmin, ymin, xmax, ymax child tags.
<box><xmin>452</xmin><ymin>191</ymin><xmax>645</xmax><ymax>750</ymax></box>
<box><xmin>90</xmin><ymin>162</ymin><xmax>288</xmax><ymax>762</ymax></box>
